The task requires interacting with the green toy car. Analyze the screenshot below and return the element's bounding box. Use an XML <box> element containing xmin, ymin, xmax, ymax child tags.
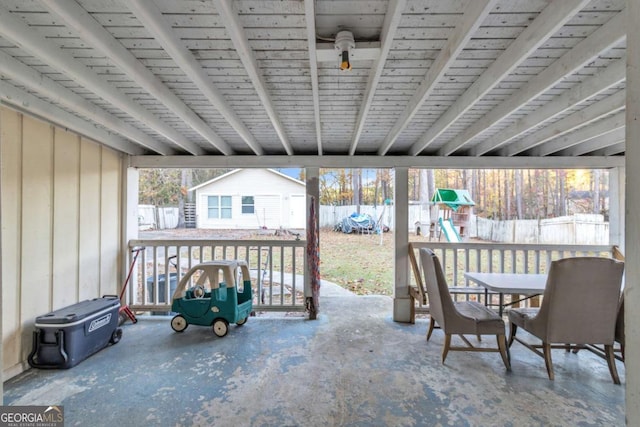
<box><xmin>170</xmin><ymin>260</ymin><xmax>253</xmax><ymax>337</ymax></box>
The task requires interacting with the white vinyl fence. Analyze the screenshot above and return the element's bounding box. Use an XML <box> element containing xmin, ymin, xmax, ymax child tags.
<box><xmin>138</xmin><ymin>205</ymin><xmax>180</xmax><ymax>230</ymax></box>
<box><xmin>321</xmin><ymin>205</ymin><xmax>608</xmax><ymax>245</ymax></box>
<box><xmin>320</xmin><ymin>204</ymin><xmax>428</xmax><ymax>231</ymax></box>
<box><xmin>474</xmin><ymin>214</ymin><xmax>609</xmax><ymax>244</ymax></box>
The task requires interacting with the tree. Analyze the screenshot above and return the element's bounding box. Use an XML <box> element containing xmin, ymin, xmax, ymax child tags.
<box><xmin>593</xmin><ymin>169</ymin><xmax>602</xmax><ymax>214</ymax></box>
<box><xmin>515</xmin><ymin>170</ymin><xmax>524</xmax><ymax>219</ymax></box>
<box><xmin>139</xmin><ymin>169</ymin><xmax>181</xmax><ymax>206</ymax></box>
<box><xmin>353</xmin><ymin>169</ymin><xmax>361</xmax><ymax>212</ymax></box>
<box><xmin>139</xmin><ymin>168</ymin><xmax>232</xmax><ymax>207</ymax></box>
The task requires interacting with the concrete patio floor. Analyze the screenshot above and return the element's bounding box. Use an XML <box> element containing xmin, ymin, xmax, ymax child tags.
<box><xmin>3</xmin><ymin>291</ymin><xmax>625</xmax><ymax>426</ymax></box>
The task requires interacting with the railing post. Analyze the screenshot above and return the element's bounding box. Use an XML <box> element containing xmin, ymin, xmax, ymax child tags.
<box><xmin>393</xmin><ymin>167</ymin><xmax>413</xmax><ymax>323</ymax></box>
<box><xmin>121</xmin><ymin>160</ymin><xmax>139</xmax><ymax>304</ymax></box>
<box><xmin>609</xmin><ymin>166</ymin><xmax>625</xmax><ymax>248</ymax></box>
<box><xmin>305</xmin><ymin>167</ymin><xmax>320</xmax><ymax>318</ymax></box>
<box><xmin>625</xmin><ymin>1</ymin><xmax>640</xmax><ymax>420</ymax></box>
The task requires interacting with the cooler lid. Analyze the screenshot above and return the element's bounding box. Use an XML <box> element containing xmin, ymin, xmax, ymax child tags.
<box><xmin>35</xmin><ymin>297</ymin><xmax>120</xmax><ymax>324</ymax></box>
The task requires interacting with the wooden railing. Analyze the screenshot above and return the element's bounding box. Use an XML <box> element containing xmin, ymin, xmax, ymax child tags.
<box><xmin>126</xmin><ymin>239</ymin><xmax>307</xmax><ymax>313</ymax></box>
<box><xmin>408</xmin><ymin>242</ymin><xmax>617</xmax><ymax>317</ymax></box>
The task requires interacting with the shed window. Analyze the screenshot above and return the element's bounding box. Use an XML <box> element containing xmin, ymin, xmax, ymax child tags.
<box><xmin>241</xmin><ymin>196</ymin><xmax>255</xmax><ymax>214</ymax></box>
<box><xmin>207</xmin><ymin>196</ymin><xmax>232</xmax><ymax>219</ymax></box>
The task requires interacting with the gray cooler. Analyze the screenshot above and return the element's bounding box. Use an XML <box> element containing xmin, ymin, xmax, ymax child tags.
<box><xmin>28</xmin><ymin>296</ymin><xmax>123</xmax><ymax>369</ymax></box>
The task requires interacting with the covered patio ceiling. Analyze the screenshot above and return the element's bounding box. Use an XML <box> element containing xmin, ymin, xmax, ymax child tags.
<box><xmin>0</xmin><ymin>0</ymin><xmax>627</xmax><ymax>167</ymax></box>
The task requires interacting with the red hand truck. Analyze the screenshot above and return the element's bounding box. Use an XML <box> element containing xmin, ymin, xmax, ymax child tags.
<box><xmin>119</xmin><ymin>247</ymin><xmax>145</xmax><ymax>324</ymax></box>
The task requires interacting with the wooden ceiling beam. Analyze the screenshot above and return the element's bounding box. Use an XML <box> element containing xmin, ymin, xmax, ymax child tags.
<box><xmin>472</xmin><ymin>57</ymin><xmax>626</xmax><ymax>156</ymax></box>
<box><xmin>439</xmin><ymin>11</ymin><xmax>626</xmax><ymax>156</ymax></box>
<box><xmin>377</xmin><ymin>0</ymin><xmax>497</xmax><ymax>155</ymax></box>
<box><xmin>41</xmin><ymin>1</ymin><xmax>229</xmax><ymax>154</ymax></box>
<box><xmin>0</xmin><ymin>4</ymin><xmax>204</xmax><ymax>155</ymax></box>
<box><xmin>529</xmin><ymin>110</ymin><xmax>626</xmax><ymax>156</ymax></box>
<box><xmin>316</xmin><ymin>43</ymin><xmax>381</xmax><ymax>63</ymax></box>
<box><xmin>214</xmin><ymin>0</ymin><xmax>294</xmax><ymax>155</ymax></box>
<box><xmin>128</xmin><ymin>0</ymin><xmax>263</xmax><ymax>155</ymax></box>
<box><xmin>0</xmin><ymin>81</ymin><xmax>144</xmax><ymax>155</ymax></box>
<box><xmin>504</xmin><ymin>90</ymin><xmax>625</xmax><ymax>156</ymax></box>
<box><xmin>592</xmin><ymin>141</ymin><xmax>625</xmax><ymax>156</ymax></box>
<box><xmin>129</xmin><ymin>155</ymin><xmax>624</xmax><ymax>170</ymax></box>
<box><xmin>409</xmin><ymin>0</ymin><xmax>591</xmax><ymax>156</ymax></box>
<box><xmin>0</xmin><ymin>50</ymin><xmax>174</xmax><ymax>155</ymax></box>
<box><xmin>349</xmin><ymin>0</ymin><xmax>406</xmax><ymax>155</ymax></box>
<box><xmin>558</xmin><ymin>127</ymin><xmax>625</xmax><ymax>156</ymax></box>
<box><xmin>304</xmin><ymin>0</ymin><xmax>323</xmax><ymax>155</ymax></box>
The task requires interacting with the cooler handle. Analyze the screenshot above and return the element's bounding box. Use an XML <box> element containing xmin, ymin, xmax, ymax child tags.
<box><xmin>27</xmin><ymin>329</ymin><xmax>69</xmax><ymax>369</ymax></box>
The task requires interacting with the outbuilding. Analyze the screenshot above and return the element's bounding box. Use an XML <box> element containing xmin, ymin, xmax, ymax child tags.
<box><xmin>189</xmin><ymin>169</ymin><xmax>306</xmax><ymax>230</ymax></box>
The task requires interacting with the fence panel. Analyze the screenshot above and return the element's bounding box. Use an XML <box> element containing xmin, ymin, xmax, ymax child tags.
<box><xmin>157</xmin><ymin>207</ymin><xmax>179</xmax><ymax>229</ymax></box>
<box><xmin>321</xmin><ymin>206</ymin><xmax>608</xmax><ymax>245</ymax></box>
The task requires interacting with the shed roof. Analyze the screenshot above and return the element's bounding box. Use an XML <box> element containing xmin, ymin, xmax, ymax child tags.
<box><xmin>188</xmin><ymin>168</ymin><xmax>305</xmax><ymax>192</ymax></box>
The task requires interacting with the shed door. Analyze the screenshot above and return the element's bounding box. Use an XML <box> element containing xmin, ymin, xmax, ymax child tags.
<box><xmin>289</xmin><ymin>195</ymin><xmax>306</xmax><ymax>229</ymax></box>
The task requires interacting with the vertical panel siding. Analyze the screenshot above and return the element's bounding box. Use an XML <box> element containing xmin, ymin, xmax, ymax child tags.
<box><xmin>1</xmin><ymin>107</ymin><xmax>123</xmax><ymax>377</ymax></box>
<box><xmin>52</xmin><ymin>129</ymin><xmax>80</xmax><ymax>309</ymax></box>
<box><xmin>78</xmin><ymin>140</ymin><xmax>101</xmax><ymax>301</ymax></box>
<box><xmin>1</xmin><ymin>109</ymin><xmax>23</xmax><ymax>373</ymax></box>
<box><xmin>100</xmin><ymin>147</ymin><xmax>121</xmax><ymax>296</ymax></box>
<box><xmin>20</xmin><ymin>118</ymin><xmax>53</xmax><ymax>363</ymax></box>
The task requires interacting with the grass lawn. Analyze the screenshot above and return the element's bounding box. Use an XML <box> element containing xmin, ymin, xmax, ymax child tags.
<box><xmin>319</xmin><ymin>227</ymin><xmax>394</xmax><ymax>295</ymax></box>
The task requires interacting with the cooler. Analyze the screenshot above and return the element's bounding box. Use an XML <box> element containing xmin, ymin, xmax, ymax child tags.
<box><xmin>28</xmin><ymin>296</ymin><xmax>123</xmax><ymax>369</ymax></box>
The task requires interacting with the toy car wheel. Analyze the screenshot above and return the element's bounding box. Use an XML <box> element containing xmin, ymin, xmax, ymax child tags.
<box><xmin>110</xmin><ymin>328</ymin><xmax>123</xmax><ymax>344</ymax></box>
<box><xmin>236</xmin><ymin>317</ymin><xmax>247</xmax><ymax>326</ymax></box>
<box><xmin>171</xmin><ymin>315</ymin><xmax>188</xmax><ymax>332</ymax></box>
<box><xmin>212</xmin><ymin>319</ymin><xmax>229</xmax><ymax>337</ymax></box>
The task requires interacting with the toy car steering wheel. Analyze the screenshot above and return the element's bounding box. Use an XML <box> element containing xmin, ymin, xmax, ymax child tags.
<box><xmin>193</xmin><ymin>285</ymin><xmax>205</xmax><ymax>298</ymax></box>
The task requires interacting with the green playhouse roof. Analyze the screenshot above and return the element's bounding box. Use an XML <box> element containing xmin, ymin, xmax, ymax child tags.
<box><xmin>431</xmin><ymin>189</ymin><xmax>475</xmax><ymax>211</ymax></box>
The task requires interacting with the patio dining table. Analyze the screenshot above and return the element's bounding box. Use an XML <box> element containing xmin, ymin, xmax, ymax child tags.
<box><xmin>463</xmin><ymin>272</ymin><xmax>548</xmax><ymax>316</ymax></box>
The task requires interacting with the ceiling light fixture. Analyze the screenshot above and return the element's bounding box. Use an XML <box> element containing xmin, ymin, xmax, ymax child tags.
<box><xmin>334</xmin><ymin>30</ymin><xmax>355</xmax><ymax>71</ymax></box>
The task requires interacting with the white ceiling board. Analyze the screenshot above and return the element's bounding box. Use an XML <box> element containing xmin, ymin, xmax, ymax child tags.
<box><xmin>0</xmin><ymin>0</ymin><xmax>626</xmax><ymax>161</ymax></box>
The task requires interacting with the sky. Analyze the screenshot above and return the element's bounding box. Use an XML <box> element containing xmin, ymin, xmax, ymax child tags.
<box><xmin>276</xmin><ymin>168</ymin><xmax>379</xmax><ymax>185</ymax></box>
<box><xmin>276</xmin><ymin>168</ymin><xmax>302</xmax><ymax>179</ymax></box>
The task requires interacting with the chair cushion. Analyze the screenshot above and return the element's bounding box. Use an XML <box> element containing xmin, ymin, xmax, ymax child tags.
<box><xmin>508</xmin><ymin>308</ymin><xmax>539</xmax><ymax>328</ymax></box>
<box><xmin>453</xmin><ymin>301</ymin><xmax>505</xmax><ymax>335</ymax></box>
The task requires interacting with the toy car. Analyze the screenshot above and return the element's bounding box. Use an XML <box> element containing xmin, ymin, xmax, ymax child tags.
<box><xmin>170</xmin><ymin>260</ymin><xmax>253</xmax><ymax>337</ymax></box>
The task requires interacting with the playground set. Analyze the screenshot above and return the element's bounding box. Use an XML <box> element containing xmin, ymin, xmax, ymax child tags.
<box><xmin>426</xmin><ymin>188</ymin><xmax>475</xmax><ymax>242</ymax></box>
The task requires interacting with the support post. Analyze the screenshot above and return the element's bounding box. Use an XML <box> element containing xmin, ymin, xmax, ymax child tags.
<box><xmin>0</xmin><ymin>110</ymin><xmax>3</xmax><ymax>404</ymax></box>
<box><xmin>121</xmin><ymin>159</ymin><xmax>139</xmax><ymax>301</ymax></box>
<box><xmin>609</xmin><ymin>166</ymin><xmax>624</xmax><ymax>248</ymax></box>
<box><xmin>625</xmin><ymin>1</ymin><xmax>639</xmax><ymax>422</ymax></box>
<box><xmin>305</xmin><ymin>168</ymin><xmax>320</xmax><ymax>318</ymax></box>
<box><xmin>393</xmin><ymin>167</ymin><xmax>413</xmax><ymax>322</ymax></box>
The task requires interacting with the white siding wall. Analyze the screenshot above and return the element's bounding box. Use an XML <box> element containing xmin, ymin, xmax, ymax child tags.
<box><xmin>1</xmin><ymin>107</ymin><xmax>123</xmax><ymax>379</ymax></box>
<box><xmin>195</xmin><ymin>169</ymin><xmax>305</xmax><ymax>229</ymax></box>
<box><xmin>255</xmin><ymin>195</ymin><xmax>281</xmax><ymax>228</ymax></box>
